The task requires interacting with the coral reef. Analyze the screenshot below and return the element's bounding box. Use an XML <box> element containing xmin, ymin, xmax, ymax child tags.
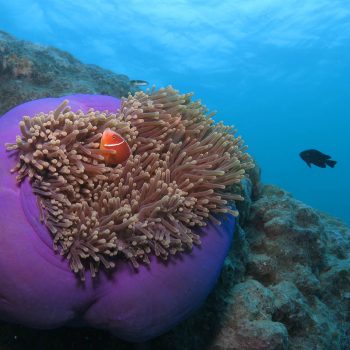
<box><xmin>150</xmin><ymin>177</ymin><xmax>350</xmax><ymax>350</ymax></box>
<box><xmin>1</xmin><ymin>31</ymin><xmax>349</xmax><ymax>349</ymax></box>
<box><xmin>0</xmin><ymin>31</ymin><xmax>134</xmax><ymax>115</ymax></box>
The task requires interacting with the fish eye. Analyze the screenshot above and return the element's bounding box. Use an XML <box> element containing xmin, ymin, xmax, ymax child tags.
<box><xmin>112</xmin><ymin>135</ymin><xmax>117</xmax><ymax>140</ymax></box>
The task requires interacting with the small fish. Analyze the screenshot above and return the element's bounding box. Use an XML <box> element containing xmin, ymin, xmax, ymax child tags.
<box><xmin>299</xmin><ymin>149</ymin><xmax>337</xmax><ymax>168</ymax></box>
<box><xmin>99</xmin><ymin>128</ymin><xmax>131</xmax><ymax>165</ymax></box>
<box><xmin>130</xmin><ymin>79</ymin><xmax>149</xmax><ymax>87</ymax></box>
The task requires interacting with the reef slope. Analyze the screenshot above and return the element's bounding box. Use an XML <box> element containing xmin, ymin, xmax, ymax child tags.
<box><xmin>155</xmin><ymin>172</ymin><xmax>350</xmax><ymax>350</ymax></box>
<box><xmin>0</xmin><ymin>31</ymin><xmax>133</xmax><ymax>115</ymax></box>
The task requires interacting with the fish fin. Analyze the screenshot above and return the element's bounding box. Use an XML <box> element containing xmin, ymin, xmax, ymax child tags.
<box><xmin>326</xmin><ymin>160</ymin><xmax>337</xmax><ymax>168</ymax></box>
<box><xmin>306</xmin><ymin>161</ymin><xmax>312</xmax><ymax>167</ymax></box>
<box><xmin>313</xmin><ymin>160</ymin><xmax>326</xmax><ymax>168</ymax></box>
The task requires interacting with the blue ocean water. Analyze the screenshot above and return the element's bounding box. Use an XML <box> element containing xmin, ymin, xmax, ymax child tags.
<box><xmin>1</xmin><ymin>0</ymin><xmax>349</xmax><ymax>224</ymax></box>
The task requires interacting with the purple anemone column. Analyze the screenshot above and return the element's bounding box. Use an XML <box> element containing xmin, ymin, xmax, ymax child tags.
<box><xmin>0</xmin><ymin>94</ymin><xmax>235</xmax><ymax>342</ymax></box>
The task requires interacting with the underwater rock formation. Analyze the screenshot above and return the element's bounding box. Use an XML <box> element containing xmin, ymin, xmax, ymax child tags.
<box><xmin>0</xmin><ymin>31</ymin><xmax>134</xmax><ymax>115</ymax></box>
<box><xmin>0</xmin><ymin>32</ymin><xmax>349</xmax><ymax>350</ymax></box>
<box><xmin>152</xmin><ymin>180</ymin><xmax>350</xmax><ymax>350</ymax></box>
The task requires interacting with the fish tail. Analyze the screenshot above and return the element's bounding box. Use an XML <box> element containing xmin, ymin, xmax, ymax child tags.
<box><xmin>326</xmin><ymin>160</ymin><xmax>337</xmax><ymax>168</ymax></box>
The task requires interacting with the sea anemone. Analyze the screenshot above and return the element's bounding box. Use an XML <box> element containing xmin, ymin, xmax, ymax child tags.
<box><xmin>0</xmin><ymin>89</ymin><xmax>252</xmax><ymax>341</ymax></box>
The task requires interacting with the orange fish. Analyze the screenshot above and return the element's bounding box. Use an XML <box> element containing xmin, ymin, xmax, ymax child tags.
<box><xmin>99</xmin><ymin>128</ymin><xmax>131</xmax><ymax>165</ymax></box>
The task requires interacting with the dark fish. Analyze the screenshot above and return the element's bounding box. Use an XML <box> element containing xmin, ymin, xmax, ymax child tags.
<box><xmin>299</xmin><ymin>149</ymin><xmax>337</xmax><ymax>168</ymax></box>
<box><xmin>130</xmin><ymin>80</ymin><xmax>149</xmax><ymax>87</ymax></box>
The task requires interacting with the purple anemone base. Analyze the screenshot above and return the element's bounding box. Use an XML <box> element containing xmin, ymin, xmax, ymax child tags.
<box><xmin>0</xmin><ymin>94</ymin><xmax>235</xmax><ymax>342</ymax></box>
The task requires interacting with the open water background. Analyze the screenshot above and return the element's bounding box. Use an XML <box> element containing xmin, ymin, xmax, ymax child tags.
<box><xmin>1</xmin><ymin>0</ymin><xmax>349</xmax><ymax>224</ymax></box>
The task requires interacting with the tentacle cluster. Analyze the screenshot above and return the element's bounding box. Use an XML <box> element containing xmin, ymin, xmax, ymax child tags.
<box><xmin>7</xmin><ymin>87</ymin><xmax>253</xmax><ymax>279</ymax></box>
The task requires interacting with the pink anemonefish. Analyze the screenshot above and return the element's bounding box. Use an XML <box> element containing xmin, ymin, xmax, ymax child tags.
<box><xmin>99</xmin><ymin>128</ymin><xmax>131</xmax><ymax>165</ymax></box>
